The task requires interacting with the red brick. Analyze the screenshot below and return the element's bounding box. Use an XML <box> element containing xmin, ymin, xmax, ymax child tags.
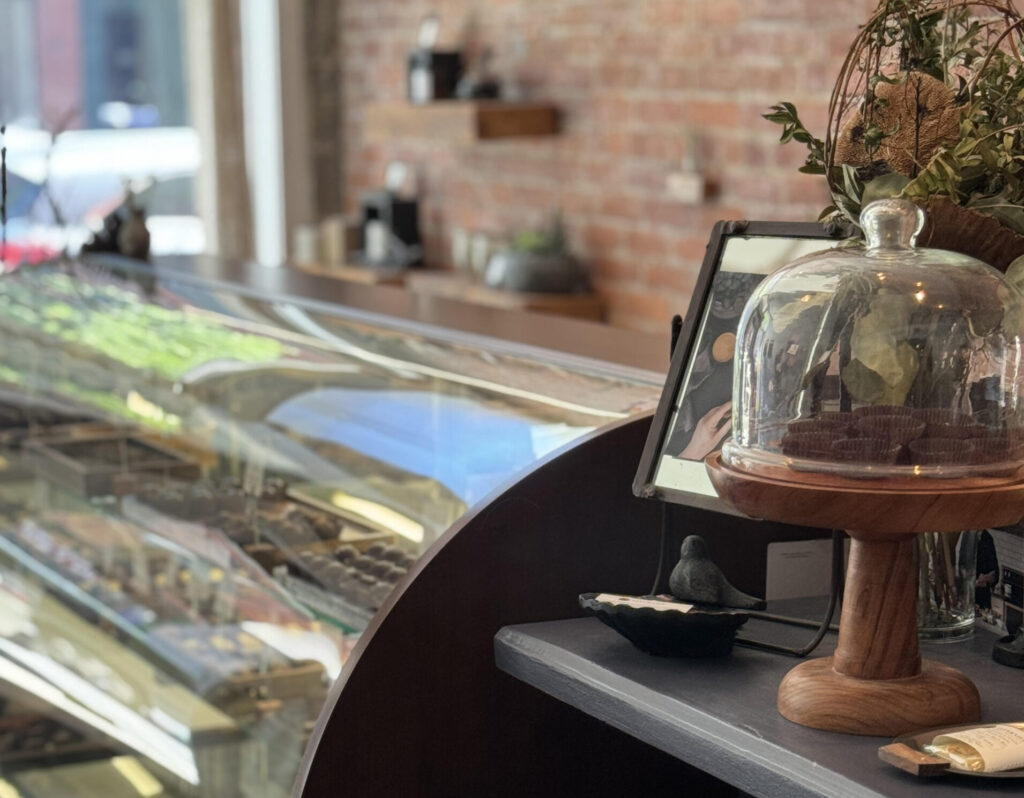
<box><xmin>628</xmin><ymin>229</ymin><xmax>669</xmax><ymax>258</ymax></box>
<box><xmin>630</xmin><ymin>99</ymin><xmax>688</xmax><ymax>126</ymax></box>
<box><xmin>694</xmin><ymin>0</ymin><xmax>741</xmax><ymax>25</ymax></box>
<box><xmin>688</xmin><ymin>100</ymin><xmax>740</xmax><ymax>128</ymax></box>
<box><xmin>337</xmin><ymin>0</ymin><xmax>858</xmax><ymax>333</ymax></box>
<box><xmin>645</xmin><ymin>0</ymin><xmax>686</xmax><ymax>26</ymax></box>
<box><xmin>559</xmin><ymin>190</ymin><xmax>599</xmax><ymax>216</ymax></box>
<box><xmin>583</xmin><ymin>222</ymin><xmax>626</xmax><ymax>251</ymax></box>
<box><xmin>589</xmin><ymin>257</ymin><xmax>639</xmax><ymax>281</ymax></box>
<box><xmin>675</xmin><ymin>235</ymin><xmax>711</xmax><ymax>262</ymax></box>
<box><xmin>599</xmin><ymin>194</ymin><xmax>641</xmax><ymax>219</ymax></box>
<box><xmin>600</xmin><ymin>130</ymin><xmax>633</xmax><ymax>155</ymax></box>
<box><xmin>644</xmin><ymin>200</ymin><xmax>701</xmax><ymax>228</ymax></box>
<box><xmin>699</xmin><ymin>206</ymin><xmax>748</xmax><ymax>229</ymax></box>
<box><xmin>649</xmin><ymin>264</ymin><xmax>699</xmax><ymax>295</ymax></box>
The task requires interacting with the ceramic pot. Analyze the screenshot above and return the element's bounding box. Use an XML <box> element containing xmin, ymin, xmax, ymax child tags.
<box><xmin>483</xmin><ymin>250</ymin><xmax>589</xmax><ymax>294</ymax></box>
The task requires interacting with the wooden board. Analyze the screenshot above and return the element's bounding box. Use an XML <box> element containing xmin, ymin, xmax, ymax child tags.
<box><xmin>705</xmin><ymin>452</ymin><xmax>1024</xmax><ymax>536</ymax></box>
<box><xmin>705</xmin><ymin>453</ymin><xmax>996</xmax><ymax>736</ymax></box>
<box><xmin>406</xmin><ymin>271</ymin><xmax>604</xmax><ymax>321</ymax></box>
<box><xmin>877</xmin><ymin>743</ymin><xmax>950</xmax><ymax>777</ymax></box>
<box><xmin>778</xmin><ymin>657</ymin><xmax>980</xmax><ymax>737</ymax></box>
<box><xmin>292</xmin><ymin>262</ymin><xmax>408</xmax><ymax>286</ymax></box>
<box><xmin>365</xmin><ymin>101</ymin><xmax>559</xmax><ymax>145</ymax></box>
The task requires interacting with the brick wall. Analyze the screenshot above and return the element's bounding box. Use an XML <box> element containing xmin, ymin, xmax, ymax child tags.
<box><xmin>338</xmin><ymin>0</ymin><xmax>877</xmax><ymax>332</ymax></box>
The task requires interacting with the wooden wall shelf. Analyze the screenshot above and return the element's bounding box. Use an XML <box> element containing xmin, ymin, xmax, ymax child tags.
<box><xmin>365</xmin><ymin>101</ymin><xmax>559</xmax><ymax>145</ymax></box>
<box><xmin>406</xmin><ymin>271</ymin><xmax>603</xmax><ymax>321</ymax></box>
<box><xmin>293</xmin><ymin>262</ymin><xmax>408</xmax><ymax>286</ymax></box>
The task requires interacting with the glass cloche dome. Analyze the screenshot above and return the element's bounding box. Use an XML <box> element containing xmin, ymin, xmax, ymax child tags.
<box><xmin>722</xmin><ymin>198</ymin><xmax>1024</xmax><ymax>480</ymax></box>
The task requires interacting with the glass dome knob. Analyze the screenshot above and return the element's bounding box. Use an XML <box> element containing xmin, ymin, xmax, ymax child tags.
<box><xmin>860</xmin><ymin>198</ymin><xmax>925</xmax><ymax>251</ymax></box>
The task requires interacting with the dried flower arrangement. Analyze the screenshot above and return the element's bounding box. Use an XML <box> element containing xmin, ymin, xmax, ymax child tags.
<box><xmin>766</xmin><ymin>0</ymin><xmax>1024</xmax><ymax>271</ymax></box>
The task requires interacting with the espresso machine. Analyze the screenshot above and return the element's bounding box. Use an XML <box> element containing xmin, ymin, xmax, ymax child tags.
<box><xmin>358</xmin><ymin>162</ymin><xmax>423</xmax><ymax>270</ymax></box>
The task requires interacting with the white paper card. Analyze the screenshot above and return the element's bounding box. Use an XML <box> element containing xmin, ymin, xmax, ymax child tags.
<box><xmin>766</xmin><ymin>538</ymin><xmax>836</xmax><ymax>601</ymax></box>
<box><xmin>594</xmin><ymin>594</ymin><xmax>693</xmax><ymax>613</ymax></box>
<box><xmin>933</xmin><ymin>724</ymin><xmax>1024</xmax><ymax>772</ymax></box>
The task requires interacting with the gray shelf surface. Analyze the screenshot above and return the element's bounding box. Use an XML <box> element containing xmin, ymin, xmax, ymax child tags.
<box><xmin>495</xmin><ymin>613</ymin><xmax>1024</xmax><ymax>798</ymax></box>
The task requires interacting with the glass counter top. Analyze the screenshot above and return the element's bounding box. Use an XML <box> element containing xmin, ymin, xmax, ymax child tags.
<box><xmin>0</xmin><ymin>259</ymin><xmax>660</xmax><ymax>796</ymax></box>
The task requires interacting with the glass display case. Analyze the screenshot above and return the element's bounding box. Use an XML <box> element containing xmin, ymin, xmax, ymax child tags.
<box><xmin>0</xmin><ymin>258</ymin><xmax>660</xmax><ymax>797</ymax></box>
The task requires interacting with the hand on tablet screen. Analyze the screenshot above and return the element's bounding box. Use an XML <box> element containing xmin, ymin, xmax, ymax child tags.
<box><xmin>677</xmin><ymin>401</ymin><xmax>732</xmax><ymax>460</ymax></box>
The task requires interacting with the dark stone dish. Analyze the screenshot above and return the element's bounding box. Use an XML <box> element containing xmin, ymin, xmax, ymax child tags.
<box><xmin>578</xmin><ymin>593</ymin><xmax>749</xmax><ymax>658</ymax></box>
<box><xmin>993</xmin><ymin>628</ymin><xmax>1024</xmax><ymax>668</ymax></box>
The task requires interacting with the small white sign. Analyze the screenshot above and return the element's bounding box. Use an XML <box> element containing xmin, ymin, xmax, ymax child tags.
<box><xmin>766</xmin><ymin>538</ymin><xmax>842</xmax><ymax>601</ymax></box>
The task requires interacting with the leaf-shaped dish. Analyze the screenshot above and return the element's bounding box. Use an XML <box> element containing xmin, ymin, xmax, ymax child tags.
<box><xmin>579</xmin><ymin>592</ymin><xmax>748</xmax><ymax>658</ymax></box>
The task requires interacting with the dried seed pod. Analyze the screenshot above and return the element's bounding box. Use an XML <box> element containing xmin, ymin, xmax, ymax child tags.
<box><xmin>835</xmin><ymin>71</ymin><xmax>960</xmax><ymax>177</ymax></box>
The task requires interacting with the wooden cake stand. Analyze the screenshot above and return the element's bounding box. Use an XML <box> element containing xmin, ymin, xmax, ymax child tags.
<box><xmin>706</xmin><ymin>452</ymin><xmax>1024</xmax><ymax>736</ymax></box>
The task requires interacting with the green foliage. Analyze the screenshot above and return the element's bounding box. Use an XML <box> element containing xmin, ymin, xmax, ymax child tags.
<box><xmin>763</xmin><ymin>103</ymin><xmax>827</xmax><ymax>176</ymax></box>
<box><xmin>860</xmin><ymin>173</ymin><xmax>912</xmax><ymax>206</ymax></box>
<box><xmin>764</xmin><ymin>1</ymin><xmax>1024</xmax><ymax>230</ymax></box>
<box><xmin>0</xmin><ymin>271</ymin><xmax>285</xmax><ymax>381</ymax></box>
<box><xmin>511</xmin><ymin>230</ymin><xmax>550</xmax><ymax>253</ymax></box>
<box><xmin>511</xmin><ymin>210</ymin><xmax>569</xmax><ymax>255</ymax></box>
<box><xmin>846</xmin><ymin>293</ymin><xmax>920</xmax><ymax>405</ymax></box>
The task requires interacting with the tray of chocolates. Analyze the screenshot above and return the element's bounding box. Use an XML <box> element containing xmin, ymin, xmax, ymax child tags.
<box><xmin>136</xmin><ymin>475</ymin><xmax>395</xmax><ymax>549</ymax></box>
<box><xmin>0</xmin><ymin>713</ymin><xmax>101</xmax><ymax>766</ymax></box>
<box><xmin>136</xmin><ymin>477</ymin><xmax>247</xmax><ymax>521</ymax></box>
<box><xmin>779</xmin><ymin>406</ymin><xmax>1024</xmax><ymax>477</ymax></box>
<box><xmin>13</xmin><ymin>580</ymin><xmax>244</xmax><ymax>744</ymax></box>
<box><xmin>231</xmin><ymin>510</ymin><xmax>408</xmax><ymax>630</ymax></box>
<box><xmin>274</xmin><ymin>540</ymin><xmax>416</xmax><ymax>631</ymax></box>
<box><xmin>135</xmin><ymin>475</ymin><xmax>397</xmax><ymax>564</ymax></box>
<box><xmin>131</xmin><ymin>472</ymin><xmax>413</xmax><ymax>629</ymax></box>
<box><xmin>0</xmin><ymin>512</ymin><xmax>329</xmax><ymax>712</ymax></box>
<box><xmin>0</xmin><ymin>395</ymin><xmax>105</xmax><ymax>484</ymax></box>
<box><xmin>0</xmin><ymin>391</ymin><xmax>102</xmax><ymax>450</ymax></box>
<box><xmin>23</xmin><ymin>430</ymin><xmax>200</xmax><ymax>497</ymax></box>
<box><xmin>148</xmin><ymin>623</ymin><xmax>328</xmax><ymax>718</ymax></box>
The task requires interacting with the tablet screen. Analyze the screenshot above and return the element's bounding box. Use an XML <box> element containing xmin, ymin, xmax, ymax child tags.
<box><xmin>634</xmin><ymin>222</ymin><xmax>850</xmax><ymax>510</ymax></box>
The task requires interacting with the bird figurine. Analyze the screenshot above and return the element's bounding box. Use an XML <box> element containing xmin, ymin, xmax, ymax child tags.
<box><xmin>669</xmin><ymin>534</ymin><xmax>765</xmax><ymax>610</ymax></box>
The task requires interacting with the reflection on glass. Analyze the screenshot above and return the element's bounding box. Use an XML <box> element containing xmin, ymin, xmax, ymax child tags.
<box><xmin>0</xmin><ymin>261</ymin><xmax>659</xmax><ymax>795</ymax></box>
<box><xmin>1</xmin><ymin>2</ymin><xmax>201</xmax><ymax>264</ymax></box>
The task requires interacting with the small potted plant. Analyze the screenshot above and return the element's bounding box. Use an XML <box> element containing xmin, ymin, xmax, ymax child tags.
<box><xmin>483</xmin><ymin>211</ymin><xmax>590</xmax><ymax>293</ymax></box>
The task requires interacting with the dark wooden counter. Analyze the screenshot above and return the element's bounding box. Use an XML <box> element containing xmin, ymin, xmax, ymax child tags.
<box><xmin>495</xmin><ymin>616</ymin><xmax>1024</xmax><ymax>798</ymax></box>
<box><xmin>292</xmin><ymin>416</ymin><xmax>752</xmax><ymax>797</ymax></box>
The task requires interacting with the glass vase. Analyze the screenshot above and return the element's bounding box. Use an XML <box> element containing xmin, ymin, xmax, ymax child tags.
<box><xmin>916</xmin><ymin>530</ymin><xmax>977</xmax><ymax>641</ymax></box>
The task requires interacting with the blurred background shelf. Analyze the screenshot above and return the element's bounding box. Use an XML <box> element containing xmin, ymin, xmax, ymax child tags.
<box><xmin>405</xmin><ymin>271</ymin><xmax>603</xmax><ymax>321</ymax></box>
<box><xmin>293</xmin><ymin>262</ymin><xmax>409</xmax><ymax>286</ymax></box>
<box><xmin>365</xmin><ymin>101</ymin><xmax>559</xmax><ymax>144</ymax></box>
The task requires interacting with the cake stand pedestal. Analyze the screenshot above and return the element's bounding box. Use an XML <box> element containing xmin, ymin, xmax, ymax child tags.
<box><xmin>706</xmin><ymin>452</ymin><xmax>1024</xmax><ymax>736</ymax></box>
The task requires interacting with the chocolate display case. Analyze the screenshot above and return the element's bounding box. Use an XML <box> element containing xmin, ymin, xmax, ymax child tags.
<box><xmin>0</xmin><ymin>257</ymin><xmax>660</xmax><ymax>796</ymax></box>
